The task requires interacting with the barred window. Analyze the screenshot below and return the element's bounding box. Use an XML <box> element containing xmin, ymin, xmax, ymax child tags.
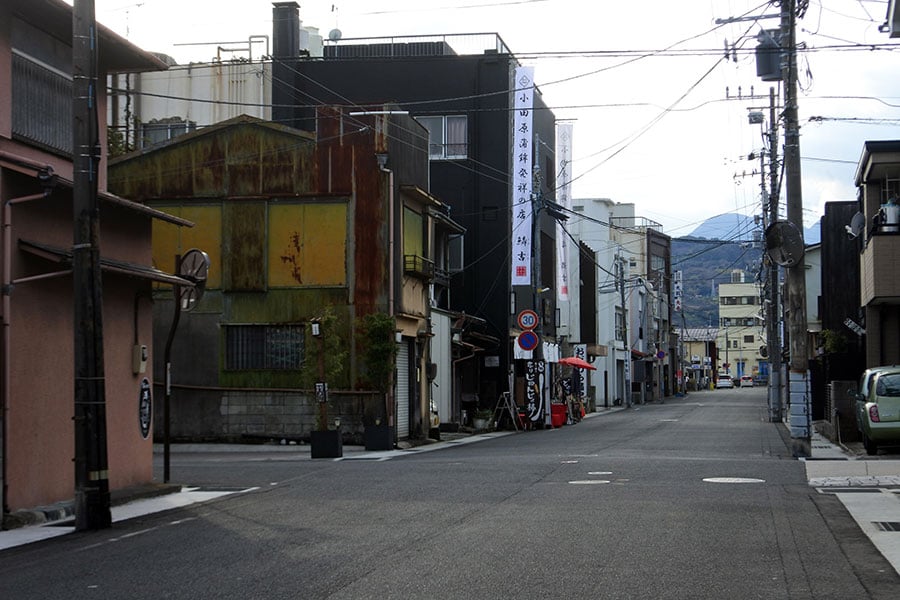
<box><xmin>225</xmin><ymin>324</ymin><xmax>305</xmax><ymax>370</ymax></box>
<box><xmin>12</xmin><ymin>52</ymin><xmax>72</xmax><ymax>155</ymax></box>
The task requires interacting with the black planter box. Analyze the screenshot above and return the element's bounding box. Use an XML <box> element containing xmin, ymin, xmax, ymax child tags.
<box><xmin>364</xmin><ymin>424</ymin><xmax>394</xmax><ymax>451</ymax></box>
<box><xmin>310</xmin><ymin>430</ymin><xmax>343</xmax><ymax>458</ymax></box>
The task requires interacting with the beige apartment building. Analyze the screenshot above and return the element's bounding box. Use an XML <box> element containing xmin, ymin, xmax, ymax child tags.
<box><xmin>717</xmin><ymin>270</ymin><xmax>765</xmax><ymax>379</ymax></box>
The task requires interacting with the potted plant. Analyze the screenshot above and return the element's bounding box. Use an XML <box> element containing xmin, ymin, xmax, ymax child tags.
<box><xmin>360</xmin><ymin>313</ymin><xmax>396</xmax><ymax>450</ymax></box>
<box><xmin>472</xmin><ymin>408</ymin><xmax>494</xmax><ymax>431</ymax></box>
<box><xmin>304</xmin><ymin>308</ymin><xmax>347</xmax><ymax>459</ymax></box>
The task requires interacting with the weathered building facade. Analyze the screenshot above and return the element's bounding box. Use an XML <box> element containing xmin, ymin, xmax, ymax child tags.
<box><xmin>109</xmin><ymin>110</ymin><xmax>461</xmax><ymax>443</ymax></box>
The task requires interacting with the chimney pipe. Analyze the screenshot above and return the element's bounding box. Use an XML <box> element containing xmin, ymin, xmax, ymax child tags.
<box><xmin>272</xmin><ymin>2</ymin><xmax>301</xmax><ymax>58</ymax></box>
<box><xmin>272</xmin><ymin>2</ymin><xmax>301</xmax><ymax>127</ymax></box>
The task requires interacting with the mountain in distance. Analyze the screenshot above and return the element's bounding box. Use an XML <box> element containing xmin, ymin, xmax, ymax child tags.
<box><xmin>672</xmin><ymin>212</ymin><xmax>821</xmax><ymax>328</ymax></box>
<box><xmin>686</xmin><ymin>212</ymin><xmax>821</xmax><ymax>245</ymax></box>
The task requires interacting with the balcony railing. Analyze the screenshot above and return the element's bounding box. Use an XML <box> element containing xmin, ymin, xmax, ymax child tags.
<box><xmin>323</xmin><ymin>33</ymin><xmax>512</xmax><ymax>59</ymax></box>
<box><xmin>433</xmin><ymin>266</ymin><xmax>451</xmax><ymax>287</ymax></box>
<box><xmin>404</xmin><ymin>255</ymin><xmax>435</xmax><ymax>280</ymax></box>
<box><xmin>861</xmin><ymin>232</ymin><xmax>900</xmax><ymax>305</ymax></box>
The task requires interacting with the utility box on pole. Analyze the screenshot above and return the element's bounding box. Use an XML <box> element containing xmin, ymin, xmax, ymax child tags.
<box><xmin>755</xmin><ymin>30</ymin><xmax>783</xmax><ymax>81</ymax></box>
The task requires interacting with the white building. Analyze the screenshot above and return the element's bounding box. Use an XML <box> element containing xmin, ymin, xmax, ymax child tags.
<box><xmin>108</xmin><ymin>23</ymin><xmax>323</xmax><ymax>150</ymax></box>
<box><xmin>566</xmin><ymin>198</ymin><xmax>637</xmax><ymax>407</ymax></box>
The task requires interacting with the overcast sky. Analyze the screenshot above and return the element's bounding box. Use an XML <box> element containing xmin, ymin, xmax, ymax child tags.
<box><xmin>87</xmin><ymin>0</ymin><xmax>900</xmax><ymax>237</ymax></box>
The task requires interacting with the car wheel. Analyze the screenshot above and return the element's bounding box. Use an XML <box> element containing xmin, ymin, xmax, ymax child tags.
<box><xmin>863</xmin><ymin>432</ymin><xmax>878</xmax><ymax>456</ymax></box>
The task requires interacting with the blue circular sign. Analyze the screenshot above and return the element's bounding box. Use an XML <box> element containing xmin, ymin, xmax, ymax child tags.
<box><xmin>518</xmin><ymin>330</ymin><xmax>540</xmax><ymax>351</ymax></box>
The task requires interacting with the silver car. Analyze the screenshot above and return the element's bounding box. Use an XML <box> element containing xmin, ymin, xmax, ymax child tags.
<box><xmin>716</xmin><ymin>375</ymin><xmax>733</xmax><ymax>389</ymax></box>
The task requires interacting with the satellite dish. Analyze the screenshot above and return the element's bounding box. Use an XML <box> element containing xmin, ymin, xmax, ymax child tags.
<box><xmin>759</xmin><ymin>345</ymin><xmax>768</xmax><ymax>358</ymax></box>
<box><xmin>328</xmin><ymin>28</ymin><xmax>342</xmax><ymax>41</ymax></box>
<box><xmin>845</xmin><ymin>211</ymin><xmax>864</xmax><ymax>239</ymax></box>
<box><xmin>178</xmin><ymin>248</ymin><xmax>210</xmax><ymax>312</ymax></box>
<box><xmin>764</xmin><ymin>221</ymin><xmax>805</xmax><ymax>267</ymax></box>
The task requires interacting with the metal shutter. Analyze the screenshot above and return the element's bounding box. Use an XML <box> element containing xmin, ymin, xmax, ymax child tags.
<box><xmin>396</xmin><ymin>341</ymin><xmax>410</xmax><ymax>439</ymax></box>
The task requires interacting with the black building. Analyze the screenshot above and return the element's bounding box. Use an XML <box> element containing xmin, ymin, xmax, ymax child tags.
<box><xmin>270</xmin><ymin>3</ymin><xmax>560</xmax><ymax>413</ymax></box>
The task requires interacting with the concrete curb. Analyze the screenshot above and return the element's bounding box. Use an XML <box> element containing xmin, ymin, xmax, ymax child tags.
<box><xmin>2</xmin><ymin>483</ymin><xmax>182</xmax><ymax>531</ymax></box>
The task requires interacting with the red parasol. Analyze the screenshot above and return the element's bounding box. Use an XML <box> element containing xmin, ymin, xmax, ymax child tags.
<box><xmin>558</xmin><ymin>356</ymin><xmax>596</xmax><ymax>370</ymax></box>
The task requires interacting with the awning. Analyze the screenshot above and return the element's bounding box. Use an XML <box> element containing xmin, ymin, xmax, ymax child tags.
<box><xmin>0</xmin><ymin>150</ymin><xmax>194</xmax><ymax>227</ymax></box>
<box><xmin>19</xmin><ymin>239</ymin><xmax>193</xmax><ymax>287</ymax></box>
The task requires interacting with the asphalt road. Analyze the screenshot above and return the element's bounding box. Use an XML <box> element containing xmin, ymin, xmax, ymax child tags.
<box><xmin>2</xmin><ymin>388</ymin><xmax>898</xmax><ymax>599</ymax></box>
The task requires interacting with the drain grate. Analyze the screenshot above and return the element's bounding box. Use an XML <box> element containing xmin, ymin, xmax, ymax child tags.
<box><xmin>874</xmin><ymin>522</ymin><xmax>900</xmax><ymax>532</ymax></box>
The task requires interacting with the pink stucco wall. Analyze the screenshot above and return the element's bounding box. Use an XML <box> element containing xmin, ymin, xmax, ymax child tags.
<box><xmin>5</xmin><ymin>189</ymin><xmax>155</xmax><ymax>511</ymax></box>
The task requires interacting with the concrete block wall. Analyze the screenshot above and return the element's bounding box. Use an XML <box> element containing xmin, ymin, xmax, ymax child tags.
<box><xmin>155</xmin><ymin>386</ymin><xmax>384</xmax><ymax>444</ymax></box>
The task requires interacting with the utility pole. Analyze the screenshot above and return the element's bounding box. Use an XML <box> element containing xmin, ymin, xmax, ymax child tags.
<box><xmin>72</xmin><ymin>0</ymin><xmax>111</xmax><ymax>530</ymax></box>
<box><xmin>656</xmin><ymin>276</ymin><xmax>664</xmax><ymax>402</ymax></box>
<box><xmin>617</xmin><ymin>251</ymin><xmax>631</xmax><ymax>408</ymax></box>
<box><xmin>766</xmin><ymin>86</ymin><xmax>783</xmax><ymax>422</ymax></box>
<box><xmin>780</xmin><ymin>0</ymin><xmax>811</xmax><ymax>457</ymax></box>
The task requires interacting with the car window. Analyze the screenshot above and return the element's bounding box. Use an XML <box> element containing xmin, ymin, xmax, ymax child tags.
<box><xmin>876</xmin><ymin>373</ymin><xmax>900</xmax><ymax>397</ymax></box>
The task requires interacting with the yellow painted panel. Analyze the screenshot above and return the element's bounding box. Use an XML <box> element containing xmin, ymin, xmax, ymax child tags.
<box><xmin>151</xmin><ymin>204</ymin><xmax>223</xmax><ymax>289</ymax></box>
<box><xmin>152</xmin><ymin>206</ymin><xmax>182</xmax><ymax>276</ymax></box>
<box><xmin>269</xmin><ymin>203</ymin><xmax>346</xmax><ymax>287</ymax></box>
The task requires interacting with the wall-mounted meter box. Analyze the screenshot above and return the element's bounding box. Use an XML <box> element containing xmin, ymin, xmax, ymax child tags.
<box><xmin>133</xmin><ymin>344</ymin><xmax>148</xmax><ymax>375</ymax></box>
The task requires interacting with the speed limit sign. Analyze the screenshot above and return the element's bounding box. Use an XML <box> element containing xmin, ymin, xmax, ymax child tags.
<box><xmin>517</xmin><ymin>309</ymin><xmax>538</xmax><ymax>330</ymax></box>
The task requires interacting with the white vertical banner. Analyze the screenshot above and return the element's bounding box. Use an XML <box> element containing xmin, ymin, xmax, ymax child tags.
<box><xmin>555</xmin><ymin>123</ymin><xmax>573</xmax><ymax>302</ymax></box>
<box><xmin>511</xmin><ymin>66</ymin><xmax>535</xmax><ymax>287</ymax></box>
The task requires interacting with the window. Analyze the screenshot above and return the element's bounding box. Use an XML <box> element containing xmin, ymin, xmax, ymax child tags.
<box><xmin>140</xmin><ymin>117</ymin><xmax>197</xmax><ymax>148</ymax></box>
<box><xmin>743</xmin><ymin>335</ymin><xmax>754</xmax><ymax>343</ymax></box>
<box><xmin>225</xmin><ymin>324</ymin><xmax>305</xmax><ymax>370</ymax></box>
<box><xmin>403</xmin><ymin>206</ymin><xmax>425</xmax><ymax>257</ymax></box>
<box><xmin>12</xmin><ymin>52</ymin><xmax>72</xmax><ymax>155</ymax></box>
<box><xmin>416</xmin><ymin>115</ymin><xmax>468</xmax><ymax>159</ymax></box>
<box><xmin>882</xmin><ymin>176</ymin><xmax>900</xmax><ymax>204</ymax></box>
<box><xmin>449</xmin><ymin>234</ymin><xmax>464</xmax><ymax>273</ymax></box>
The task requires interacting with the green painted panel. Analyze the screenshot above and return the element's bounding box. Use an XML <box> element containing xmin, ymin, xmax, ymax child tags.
<box><xmin>223</xmin><ymin>202</ymin><xmax>266</xmax><ymax>291</ymax></box>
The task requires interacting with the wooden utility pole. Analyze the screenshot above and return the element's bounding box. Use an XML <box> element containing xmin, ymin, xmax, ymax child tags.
<box><xmin>766</xmin><ymin>87</ymin><xmax>783</xmax><ymax>423</ymax></box>
<box><xmin>780</xmin><ymin>0</ymin><xmax>811</xmax><ymax>457</ymax></box>
<box><xmin>72</xmin><ymin>0</ymin><xmax>111</xmax><ymax>529</ymax></box>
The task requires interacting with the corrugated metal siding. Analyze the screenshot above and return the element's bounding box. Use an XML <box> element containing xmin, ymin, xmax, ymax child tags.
<box><xmin>223</xmin><ymin>202</ymin><xmax>267</xmax><ymax>291</ymax></box>
<box><xmin>317</xmin><ymin>110</ymin><xmax>387</xmax><ymax>312</ymax></box>
<box><xmin>269</xmin><ymin>203</ymin><xmax>347</xmax><ymax>286</ymax></box>
<box><xmin>151</xmin><ymin>204</ymin><xmax>223</xmax><ymax>289</ymax></box>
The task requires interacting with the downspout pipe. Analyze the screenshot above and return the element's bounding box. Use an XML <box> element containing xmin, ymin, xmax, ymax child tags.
<box><xmin>377</xmin><ymin>154</ymin><xmax>396</xmax><ymax>431</ymax></box>
<box><xmin>2</xmin><ymin>186</ymin><xmax>53</xmax><ymax>516</ymax></box>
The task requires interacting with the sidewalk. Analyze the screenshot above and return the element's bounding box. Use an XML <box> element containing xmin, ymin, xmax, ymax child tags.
<box><xmin>804</xmin><ymin>430</ymin><xmax>900</xmax><ymax>575</ymax></box>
